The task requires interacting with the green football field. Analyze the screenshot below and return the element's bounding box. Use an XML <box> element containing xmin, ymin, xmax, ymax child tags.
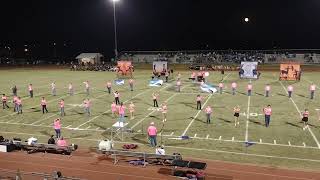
<box><xmin>0</xmin><ymin>68</ymin><xmax>320</xmax><ymax>171</ymax></box>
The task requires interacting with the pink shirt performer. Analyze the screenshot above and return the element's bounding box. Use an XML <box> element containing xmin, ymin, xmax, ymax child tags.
<box><xmin>265</xmin><ymin>84</ymin><xmax>271</xmax><ymax>97</ymax></box>
<box><xmin>57</xmin><ymin>137</ymin><xmax>67</xmax><ymax>147</ymax></box>
<box><xmin>41</xmin><ymin>97</ymin><xmax>48</xmax><ymax>114</ymax></box>
<box><xmin>310</xmin><ymin>84</ymin><xmax>316</xmax><ymax>99</ymax></box>
<box><xmin>129</xmin><ymin>79</ymin><xmax>134</xmax><ymax>91</ymax></box>
<box><xmin>263</xmin><ymin>105</ymin><xmax>272</xmax><ymax>127</ymax></box>
<box><xmin>51</xmin><ymin>82</ymin><xmax>56</xmax><ymax>96</ymax></box>
<box><xmin>83</xmin><ymin>81</ymin><xmax>90</xmax><ymax>95</ymax></box>
<box><xmin>205</xmin><ymin>106</ymin><xmax>212</xmax><ymax>124</ymax></box>
<box><xmin>231</xmin><ymin>82</ymin><xmax>237</xmax><ymax>95</ymax></box>
<box><xmin>53</xmin><ymin>118</ymin><xmax>62</xmax><ymax>138</ymax></box>
<box><xmin>196</xmin><ymin>95</ymin><xmax>202</xmax><ymax>110</ymax></box>
<box><xmin>68</xmin><ymin>83</ymin><xmax>74</xmax><ymax>96</ymax></box>
<box><xmin>106</xmin><ymin>81</ymin><xmax>112</xmax><ymax>94</ymax></box>
<box><xmin>129</xmin><ymin>102</ymin><xmax>135</xmax><ymax>120</ymax></box>
<box><xmin>59</xmin><ymin>99</ymin><xmax>65</xmax><ymax>116</ymax></box>
<box><xmin>161</xmin><ymin>102</ymin><xmax>168</xmax><ymax>122</ymax></box>
<box><xmin>152</xmin><ymin>92</ymin><xmax>159</xmax><ymax>107</ymax></box>
<box><xmin>176</xmin><ymin>80</ymin><xmax>181</xmax><ymax>92</ymax></box>
<box><xmin>114</xmin><ymin>91</ymin><xmax>120</xmax><ymax>105</ymax></box>
<box><xmin>28</xmin><ymin>84</ymin><xmax>33</xmax><ymax>98</ymax></box>
<box><xmin>219</xmin><ymin>82</ymin><xmax>224</xmax><ymax>94</ymax></box>
<box><xmin>111</xmin><ymin>102</ymin><xmax>117</xmax><ymax>117</ymax></box>
<box><xmin>83</xmin><ymin>99</ymin><xmax>91</xmax><ymax>116</ymax></box>
<box><xmin>147</xmin><ymin>122</ymin><xmax>157</xmax><ymax>147</ymax></box>
<box><xmin>16</xmin><ymin>97</ymin><xmax>22</xmax><ymax>114</ymax></box>
<box><xmin>118</xmin><ymin>103</ymin><xmax>126</xmax><ymax>122</ymax></box>
<box><xmin>2</xmin><ymin>94</ymin><xmax>9</xmax><ymax>109</ymax></box>
<box><xmin>13</xmin><ymin>96</ymin><xmax>18</xmax><ymax>112</ymax></box>
<box><xmin>287</xmin><ymin>85</ymin><xmax>293</xmax><ymax>98</ymax></box>
<box><xmin>247</xmin><ymin>83</ymin><xmax>253</xmax><ymax>96</ymax></box>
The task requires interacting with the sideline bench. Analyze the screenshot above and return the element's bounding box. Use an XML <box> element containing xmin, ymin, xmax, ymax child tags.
<box><xmin>20</xmin><ymin>143</ymin><xmax>77</xmax><ymax>155</ymax></box>
<box><xmin>100</xmin><ymin>149</ymin><xmax>182</xmax><ymax>165</ymax></box>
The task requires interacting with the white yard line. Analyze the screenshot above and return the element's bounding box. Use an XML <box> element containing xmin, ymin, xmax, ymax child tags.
<box><xmin>181</xmin><ymin>94</ymin><xmax>213</xmax><ymax>136</ymax></box>
<box><xmin>304</xmin><ymin>78</ymin><xmax>320</xmax><ymax>90</ymax></box>
<box><xmin>29</xmin><ymin>92</ymin><xmax>108</xmax><ymax>125</ymax></box>
<box><xmin>130</xmin><ymin>89</ymin><xmax>184</xmax><ymax>129</ymax></box>
<box><xmin>279</xmin><ymin>80</ymin><xmax>320</xmax><ymax>149</ymax></box>
<box><xmin>1</xmin><ymin>130</ymin><xmax>320</xmax><ymax>162</ymax></box>
<box><xmin>0</xmin><ymin>91</ymin><xmax>83</xmax><ymax>120</ymax></box>
<box><xmin>0</xmin><ymin>122</ymin><xmax>319</xmax><ymax>150</ymax></box>
<box><xmin>75</xmin><ymin>85</ymin><xmax>165</xmax><ymax>129</ymax></box>
<box><xmin>245</xmin><ymin>95</ymin><xmax>251</xmax><ymax>142</ymax></box>
<box><xmin>181</xmin><ymin>73</ymin><xmax>231</xmax><ymax>136</ymax></box>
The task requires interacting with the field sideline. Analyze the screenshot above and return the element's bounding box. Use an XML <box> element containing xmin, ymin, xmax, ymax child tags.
<box><xmin>0</xmin><ymin>68</ymin><xmax>320</xmax><ymax>171</ymax></box>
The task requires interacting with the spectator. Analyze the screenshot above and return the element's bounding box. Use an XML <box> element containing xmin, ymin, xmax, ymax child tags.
<box><xmin>56</xmin><ymin>137</ymin><xmax>67</xmax><ymax>147</ymax></box>
<box><xmin>147</xmin><ymin>122</ymin><xmax>157</xmax><ymax>147</ymax></box>
<box><xmin>48</xmin><ymin>135</ymin><xmax>55</xmax><ymax>144</ymax></box>
<box><xmin>155</xmin><ymin>145</ymin><xmax>165</xmax><ymax>155</ymax></box>
<box><xmin>53</xmin><ymin>118</ymin><xmax>61</xmax><ymax>138</ymax></box>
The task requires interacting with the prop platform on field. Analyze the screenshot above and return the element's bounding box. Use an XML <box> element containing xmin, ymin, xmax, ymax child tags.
<box><xmin>239</xmin><ymin>62</ymin><xmax>258</xmax><ymax>79</ymax></box>
<box><xmin>110</xmin><ymin>122</ymin><xmax>129</xmax><ymax>141</ymax></box>
<box><xmin>279</xmin><ymin>62</ymin><xmax>301</xmax><ymax>81</ymax></box>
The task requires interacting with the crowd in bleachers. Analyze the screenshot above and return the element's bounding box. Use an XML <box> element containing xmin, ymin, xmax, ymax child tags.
<box><xmin>70</xmin><ymin>62</ymin><xmax>117</xmax><ymax>71</ymax></box>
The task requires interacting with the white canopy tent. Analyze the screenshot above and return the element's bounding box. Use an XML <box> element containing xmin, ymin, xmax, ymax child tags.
<box><xmin>76</xmin><ymin>53</ymin><xmax>103</xmax><ymax>64</ymax></box>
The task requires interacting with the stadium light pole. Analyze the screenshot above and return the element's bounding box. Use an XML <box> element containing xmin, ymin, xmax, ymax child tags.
<box><xmin>112</xmin><ymin>0</ymin><xmax>119</xmax><ymax>61</ymax></box>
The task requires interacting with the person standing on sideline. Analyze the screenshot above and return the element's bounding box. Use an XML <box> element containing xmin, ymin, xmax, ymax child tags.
<box><xmin>83</xmin><ymin>98</ymin><xmax>91</xmax><ymax>116</ymax></box>
<box><xmin>16</xmin><ymin>97</ymin><xmax>22</xmax><ymax>114</ymax></box>
<box><xmin>68</xmin><ymin>83</ymin><xmax>74</xmax><ymax>96</ymax></box>
<box><xmin>176</xmin><ymin>80</ymin><xmax>181</xmax><ymax>92</ymax></box>
<box><xmin>310</xmin><ymin>83</ymin><xmax>316</xmax><ymax>99</ymax></box>
<box><xmin>152</xmin><ymin>92</ymin><xmax>159</xmax><ymax>107</ymax></box>
<box><xmin>118</xmin><ymin>102</ymin><xmax>126</xmax><ymax>122</ymax></box>
<box><xmin>165</xmin><ymin>71</ymin><xmax>169</xmax><ymax>82</ymax></box>
<box><xmin>12</xmin><ymin>85</ymin><xmax>17</xmax><ymax>96</ymax></box>
<box><xmin>288</xmin><ymin>85</ymin><xmax>293</xmax><ymax>98</ymax></box>
<box><xmin>302</xmin><ymin>109</ymin><xmax>309</xmax><ymax>130</ymax></box>
<box><xmin>161</xmin><ymin>101</ymin><xmax>167</xmax><ymax>122</ymax></box>
<box><xmin>106</xmin><ymin>81</ymin><xmax>112</xmax><ymax>94</ymax></box>
<box><xmin>129</xmin><ymin>79</ymin><xmax>134</xmax><ymax>91</ymax></box>
<box><xmin>114</xmin><ymin>91</ymin><xmax>120</xmax><ymax>105</ymax></box>
<box><xmin>51</xmin><ymin>82</ymin><xmax>56</xmax><ymax>96</ymax></box>
<box><xmin>219</xmin><ymin>82</ymin><xmax>224</xmax><ymax>94</ymax></box>
<box><xmin>233</xmin><ymin>105</ymin><xmax>240</xmax><ymax>127</ymax></box>
<box><xmin>41</xmin><ymin>97</ymin><xmax>48</xmax><ymax>114</ymax></box>
<box><xmin>265</xmin><ymin>84</ymin><xmax>271</xmax><ymax>97</ymax></box>
<box><xmin>111</xmin><ymin>101</ymin><xmax>117</xmax><ymax>118</ymax></box>
<box><xmin>48</xmin><ymin>135</ymin><xmax>55</xmax><ymax>144</ymax></box>
<box><xmin>231</xmin><ymin>82</ymin><xmax>237</xmax><ymax>95</ymax></box>
<box><xmin>59</xmin><ymin>99</ymin><xmax>65</xmax><ymax>116</ymax></box>
<box><xmin>2</xmin><ymin>94</ymin><xmax>9</xmax><ymax>109</ymax></box>
<box><xmin>196</xmin><ymin>94</ymin><xmax>202</xmax><ymax>110</ymax></box>
<box><xmin>147</xmin><ymin>122</ymin><xmax>157</xmax><ymax>147</ymax></box>
<box><xmin>13</xmin><ymin>95</ymin><xmax>18</xmax><ymax>112</ymax></box>
<box><xmin>129</xmin><ymin>102</ymin><xmax>135</xmax><ymax>120</ymax></box>
<box><xmin>83</xmin><ymin>81</ymin><xmax>90</xmax><ymax>96</ymax></box>
<box><xmin>247</xmin><ymin>83</ymin><xmax>253</xmax><ymax>96</ymax></box>
<box><xmin>28</xmin><ymin>84</ymin><xmax>33</xmax><ymax>98</ymax></box>
<box><xmin>53</xmin><ymin>118</ymin><xmax>61</xmax><ymax>138</ymax></box>
<box><xmin>204</xmin><ymin>106</ymin><xmax>213</xmax><ymax>124</ymax></box>
<box><xmin>263</xmin><ymin>105</ymin><xmax>272</xmax><ymax>127</ymax></box>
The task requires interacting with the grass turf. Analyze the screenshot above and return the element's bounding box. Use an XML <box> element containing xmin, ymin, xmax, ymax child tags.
<box><xmin>0</xmin><ymin>69</ymin><xmax>320</xmax><ymax>171</ymax></box>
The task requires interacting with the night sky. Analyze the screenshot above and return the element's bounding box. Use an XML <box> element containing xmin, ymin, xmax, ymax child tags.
<box><xmin>1</xmin><ymin>0</ymin><xmax>320</xmax><ymax>58</ymax></box>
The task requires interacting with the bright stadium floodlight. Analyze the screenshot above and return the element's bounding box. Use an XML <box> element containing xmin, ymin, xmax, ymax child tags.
<box><xmin>244</xmin><ymin>17</ymin><xmax>249</xmax><ymax>22</ymax></box>
<box><xmin>111</xmin><ymin>0</ymin><xmax>120</xmax><ymax>60</ymax></box>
